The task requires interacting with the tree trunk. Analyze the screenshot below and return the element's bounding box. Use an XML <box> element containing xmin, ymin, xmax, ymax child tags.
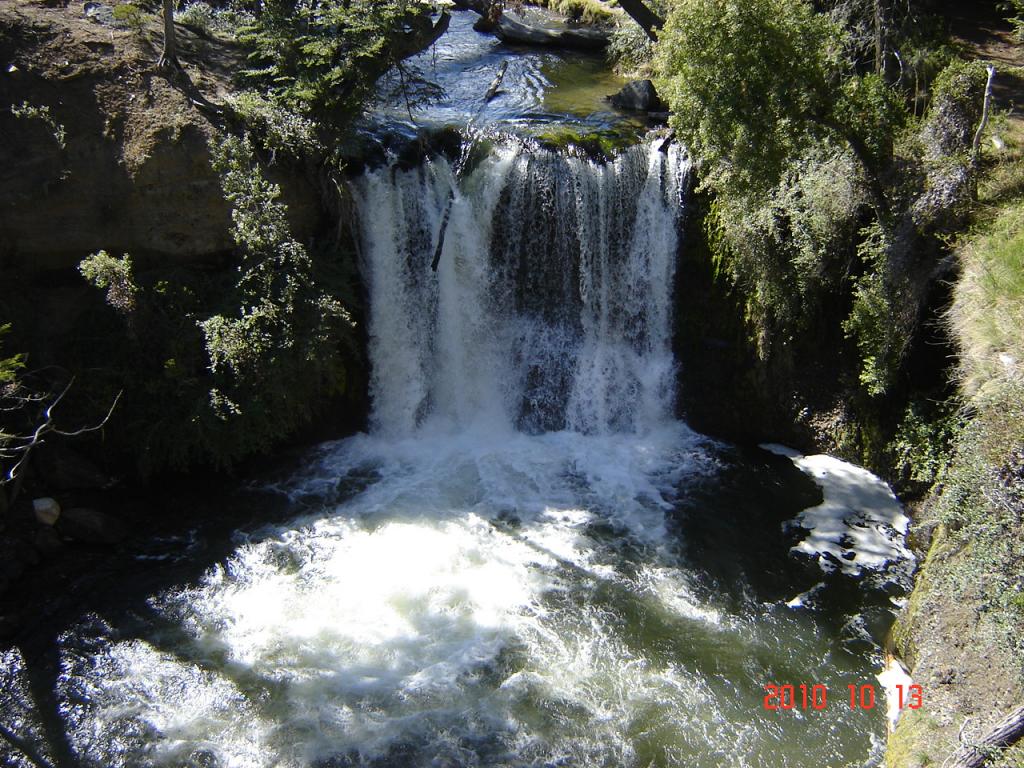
<box><xmin>159</xmin><ymin>0</ymin><xmax>179</xmax><ymax>69</ymax></box>
<box><xmin>873</xmin><ymin>0</ymin><xmax>883</xmax><ymax>75</ymax></box>
<box><xmin>393</xmin><ymin>10</ymin><xmax>451</xmax><ymax>61</ymax></box>
<box><xmin>948</xmin><ymin>705</ymin><xmax>1024</xmax><ymax>768</ymax></box>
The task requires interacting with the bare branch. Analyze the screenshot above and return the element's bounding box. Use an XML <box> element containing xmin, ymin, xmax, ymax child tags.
<box><xmin>1</xmin><ymin>377</ymin><xmax>122</xmax><ymax>505</ymax></box>
<box><xmin>54</xmin><ymin>389</ymin><xmax>123</xmax><ymax>437</ymax></box>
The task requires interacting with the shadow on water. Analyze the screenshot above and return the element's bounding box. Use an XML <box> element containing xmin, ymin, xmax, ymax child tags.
<box><xmin>0</xmin><ymin>478</ymin><xmax>298</xmax><ymax>767</ymax></box>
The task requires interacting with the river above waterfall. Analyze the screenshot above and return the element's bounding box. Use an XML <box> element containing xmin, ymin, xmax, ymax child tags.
<box><xmin>367</xmin><ymin>9</ymin><xmax>647</xmax><ymax>138</ymax></box>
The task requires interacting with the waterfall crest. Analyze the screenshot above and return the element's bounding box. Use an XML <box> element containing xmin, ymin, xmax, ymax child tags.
<box><xmin>350</xmin><ymin>141</ymin><xmax>690</xmax><ymax>436</ymax></box>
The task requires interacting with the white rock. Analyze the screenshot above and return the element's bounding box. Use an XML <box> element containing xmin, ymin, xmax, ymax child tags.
<box><xmin>32</xmin><ymin>497</ymin><xmax>61</xmax><ymax>526</ymax></box>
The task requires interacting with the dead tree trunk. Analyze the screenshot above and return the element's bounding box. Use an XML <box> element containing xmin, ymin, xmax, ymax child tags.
<box><xmin>973</xmin><ymin>64</ymin><xmax>997</xmax><ymax>161</ymax></box>
<box><xmin>948</xmin><ymin>705</ymin><xmax>1024</xmax><ymax>768</ymax></box>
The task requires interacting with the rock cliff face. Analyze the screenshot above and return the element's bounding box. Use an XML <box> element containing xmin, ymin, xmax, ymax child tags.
<box><xmin>0</xmin><ymin>1</ymin><xmax>323</xmax><ymax>273</ymax></box>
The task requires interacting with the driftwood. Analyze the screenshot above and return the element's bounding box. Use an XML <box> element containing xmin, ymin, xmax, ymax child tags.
<box><xmin>491</xmin><ymin>15</ymin><xmax>608</xmax><ymax>51</ymax></box>
<box><xmin>947</xmin><ymin>705</ymin><xmax>1024</xmax><ymax>768</ymax></box>
<box><xmin>454</xmin><ymin>0</ymin><xmax>662</xmax><ymax>43</ymax></box>
<box><xmin>431</xmin><ymin>192</ymin><xmax>455</xmax><ymax>271</ymax></box>
<box><xmin>452</xmin><ymin>0</ymin><xmax>609</xmax><ymax>51</ymax></box>
<box><xmin>485</xmin><ymin>61</ymin><xmax>509</xmax><ymax>101</ymax></box>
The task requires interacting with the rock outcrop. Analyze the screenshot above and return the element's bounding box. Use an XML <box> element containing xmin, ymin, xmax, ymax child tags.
<box><xmin>0</xmin><ymin>2</ymin><xmax>323</xmax><ymax>273</ymax></box>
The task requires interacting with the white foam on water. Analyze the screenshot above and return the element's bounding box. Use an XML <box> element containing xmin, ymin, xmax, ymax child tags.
<box><xmin>761</xmin><ymin>444</ymin><xmax>914</xmax><ymax>576</ymax></box>
<box><xmin>58</xmin><ymin>425</ymin><xmax>738</xmax><ymax>768</ymax></box>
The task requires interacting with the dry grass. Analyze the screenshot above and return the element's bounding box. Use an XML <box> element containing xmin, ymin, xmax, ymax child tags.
<box><xmin>949</xmin><ymin>115</ymin><xmax>1024</xmax><ymax>399</ymax></box>
<box><xmin>949</xmin><ymin>197</ymin><xmax>1024</xmax><ymax>398</ymax></box>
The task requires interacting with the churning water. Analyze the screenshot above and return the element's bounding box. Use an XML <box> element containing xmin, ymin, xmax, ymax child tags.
<box><xmin>0</xmin><ymin>141</ymin><xmax>905</xmax><ymax>767</ymax></box>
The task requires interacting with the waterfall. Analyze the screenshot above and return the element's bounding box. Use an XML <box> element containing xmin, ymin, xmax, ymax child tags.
<box><xmin>350</xmin><ymin>141</ymin><xmax>690</xmax><ymax>436</ymax></box>
<box><xmin>0</xmin><ymin>139</ymin><xmax>897</xmax><ymax>768</ymax></box>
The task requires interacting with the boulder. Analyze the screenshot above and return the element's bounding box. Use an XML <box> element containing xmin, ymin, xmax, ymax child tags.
<box><xmin>35</xmin><ymin>444</ymin><xmax>115</xmax><ymax>491</ymax></box>
<box><xmin>0</xmin><ymin>541</ymin><xmax>26</xmax><ymax>581</ymax></box>
<box><xmin>32</xmin><ymin>497</ymin><xmax>61</xmax><ymax>526</ymax></box>
<box><xmin>83</xmin><ymin>3</ymin><xmax>115</xmax><ymax>26</ymax></box>
<box><xmin>33</xmin><ymin>525</ymin><xmax>64</xmax><ymax>557</ymax></box>
<box><xmin>608</xmin><ymin>80</ymin><xmax>665</xmax><ymax>112</ymax></box>
<box><xmin>58</xmin><ymin>507</ymin><xmax>126</xmax><ymax>544</ymax></box>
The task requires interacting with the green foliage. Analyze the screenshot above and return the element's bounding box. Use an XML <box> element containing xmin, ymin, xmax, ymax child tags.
<box><xmin>112</xmin><ymin>1</ymin><xmax>147</xmax><ymax>31</ymax></box>
<box><xmin>656</xmin><ymin>0</ymin><xmax>986</xmax><ymax>402</ymax></box>
<box><xmin>655</xmin><ymin>0</ymin><xmax>842</xmax><ymax>200</ymax></box>
<box><xmin>1003</xmin><ymin>0</ymin><xmax>1024</xmax><ymax>42</ymax></box>
<box><xmin>933</xmin><ymin>383</ymin><xmax>1024</xmax><ymax>669</ymax></box>
<box><xmin>842</xmin><ymin>222</ymin><xmax>906</xmax><ymax>397</ymax></box>
<box><xmin>176</xmin><ymin>1</ymin><xmax>256</xmax><ymax>37</ymax></box>
<box><xmin>198</xmin><ymin>133</ymin><xmax>354</xmax><ymax>460</ymax></box>
<box><xmin>922</xmin><ymin>60</ymin><xmax>989</xmax><ymax>160</ymax></box>
<box><xmin>79</xmin><ymin>251</ymin><xmax>139</xmax><ymax>314</ymax></box>
<box><xmin>10</xmin><ymin>100</ymin><xmax>66</xmax><ymax>150</ymax></box>
<box><xmin>950</xmin><ymin>189</ymin><xmax>1024</xmax><ymax>399</ymax></box>
<box><xmin>228</xmin><ymin>90</ymin><xmax>323</xmax><ymax>157</ymax></box>
<box><xmin>534</xmin><ymin>0</ymin><xmax>614</xmax><ymax>25</ymax></box>
<box><xmin>699</xmin><ymin>145</ymin><xmax>866</xmax><ymax>357</ymax></box>
<box><xmin>889</xmin><ymin>399</ymin><xmax>960</xmax><ymax>489</ymax></box>
<box><xmin>0</xmin><ymin>324</ymin><xmax>24</xmax><ymax>390</ymax></box>
<box><xmin>607</xmin><ymin>20</ymin><xmax>654</xmax><ymax>75</ymax></box>
<box><xmin>236</xmin><ymin>0</ymin><xmax>421</xmax><ymax>118</ymax></box>
<box><xmin>833</xmin><ymin>72</ymin><xmax>908</xmax><ymax>178</ymax></box>
<box><xmin>175</xmin><ymin>1</ymin><xmax>215</xmax><ymax>33</ymax></box>
<box><xmin>77</xmin><ymin>135</ymin><xmax>358</xmax><ymax>473</ymax></box>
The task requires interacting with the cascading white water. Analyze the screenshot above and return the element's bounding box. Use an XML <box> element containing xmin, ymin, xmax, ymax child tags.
<box><xmin>2</xmin><ymin>140</ymin><xmax>899</xmax><ymax>768</ymax></box>
<box><xmin>351</xmin><ymin>141</ymin><xmax>688</xmax><ymax>436</ymax></box>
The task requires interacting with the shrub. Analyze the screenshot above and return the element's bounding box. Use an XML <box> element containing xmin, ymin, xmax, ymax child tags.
<box><xmin>77</xmin><ymin>134</ymin><xmax>358</xmax><ymax>473</ymax></box>
<box><xmin>175</xmin><ymin>1</ymin><xmax>215</xmax><ymax>33</ymax></box>
<box><xmin>0</xmin><ymin>324</ymin><xmax>24</xmax><ymax>392</ymax></box>
<box><xmin>79</xmin><ymin>251</ymin><xmax>139</xmax><ymax>314</ymax></box>
<box><xmin>10</xmin><ymin>101</ymin><xmax>66</xmax><ymax>150</ymax></box>
<box><xmin>112</xmin><ymin>1</ymin><xmax>147</xmax><ymax>31</ymax></box>
<box><xmin>607</xmin><ymin>20</ymin><xmax>654</xmax><ymax>75</ymax></box>
<box><xmin>228</xmin><ymin>90</ymin><xmax>323</xmax><ymax>157</ymax></box>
